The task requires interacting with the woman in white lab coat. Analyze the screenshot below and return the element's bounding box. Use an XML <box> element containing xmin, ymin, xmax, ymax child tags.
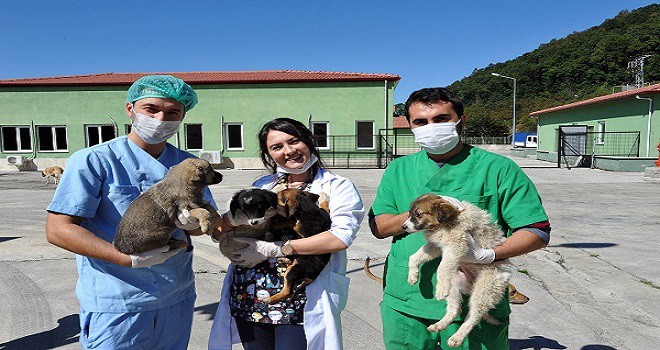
<box><xmin>209</xmin><ymin>118</ymin><xmax>365</xmax><ymax>350</ymax></box>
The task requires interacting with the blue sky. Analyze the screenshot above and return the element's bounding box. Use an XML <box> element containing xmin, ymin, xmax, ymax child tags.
<box><xmin>0</xmin><ymin>0</ymin><xmax>656</xmax><ymax>103</ymax></box>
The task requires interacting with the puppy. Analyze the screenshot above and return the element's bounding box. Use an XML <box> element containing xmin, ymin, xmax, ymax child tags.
<box><xmin>404</xmin><ymin>193</ymin><xmax>513</xmax><ymax>348</ymax></box>
<box><xmin>42</xmin><ymin>166</ymin><xmax>64</xmax><ymax>185</ymax></box>
<box><xmin>113</xmin><ymin>158</ymin><xmax>223</xmax><ymax>255</ymax></box>
<box><xmin>363</xmin><ymin>258</ymin><xmax>528</xmax><ymax>304</ymax></box>
<box><xmin>258</xmin><ymin>188</ymin><xmax>331</xmax><ymax>304</ymax></box>
<box><xmin>218</xmin><ymin>188</ymin><xmax>278</xmax><ymax>258</ymax></box>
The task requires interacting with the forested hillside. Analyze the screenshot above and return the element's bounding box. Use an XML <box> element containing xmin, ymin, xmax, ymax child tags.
<box><xmin>446</xmin><ymin>4</ymin><xmax>660</xmax><ymax>136</ymax></box>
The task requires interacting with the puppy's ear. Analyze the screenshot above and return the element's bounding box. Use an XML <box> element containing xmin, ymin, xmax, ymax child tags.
<box><xmin>432</xmin><ymin>199</ymin><xmax>460</xmax><ymax>226</ymax></box>
<box><xmin>229</xmin><ymin>191</ymin><xmax>241</xmax><ymax>216</ymax></box>
<box><xmin>266</xmin><ymin>191</ymin><xmax>278</xmax><ymax>209</ymax></box>
<box><xmin>303</xmin><ymin>192</ymin><xmax>320</xmax><ymax>203</ymax></box>
<box><xmin>277</xmin><ymin>191</ymin><xmax>297</xmax><ymax>217</ymax></box>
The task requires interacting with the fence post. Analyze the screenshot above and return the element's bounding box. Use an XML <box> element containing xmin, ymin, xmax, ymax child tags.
<box><xmin>377</xmin><ymin>133</ymin><xmax>382</xmax><ymax>168</ymax></box>
<box><xmin>557</xmin><ymin>129</ymin><xmax>562</xmax><ymax>168</ymax></box>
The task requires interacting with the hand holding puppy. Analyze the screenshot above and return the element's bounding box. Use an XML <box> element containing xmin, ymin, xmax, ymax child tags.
<box><xmin>461</xmin><ymin>235</ymin><xmax>495</xmax><ymax>264</ymax></box>
<box><xmin>228</xmin><ymin>238</ymin><xmax>283</xmax><ymax>267</ymax></box>
<box><xmin>174</xmin><ymin>203</ymin><xmax>202</xmax><ymax>231</ymax></box>
<box><xmin>130</xmin><ymin>245</ymin><xmax>186</xmax><ymax>268</ymax></box>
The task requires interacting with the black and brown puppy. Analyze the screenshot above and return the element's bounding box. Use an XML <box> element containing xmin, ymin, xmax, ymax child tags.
<box><xmin>259</xmin><ymin>188</ymin><xmax>331</xmax><ymax>304</ymax></box>
<box><xmin>113</xmin><ymin>158</ymin><xmax>223</xmax><ymax>255</ymax></box>
<box><xmin>42</xmin><ymin>166</ymin><xmax>64</xmax><ymax>185</ymax></box>
<box><xmin>218</xmin><ymin>188</ymin><xmax>279</xmax><ymax>258</ymax></box>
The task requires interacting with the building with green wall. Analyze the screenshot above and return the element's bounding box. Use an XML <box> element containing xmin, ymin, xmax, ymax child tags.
<box><xmin>0</xmin><ymin>71</ymin><xmax>399</xmax><ymax>171</ymax></box>
<box><xmin>530</xmin><ymin>83</ymin><xmax>659</xmax><ymax>171</ymax></box>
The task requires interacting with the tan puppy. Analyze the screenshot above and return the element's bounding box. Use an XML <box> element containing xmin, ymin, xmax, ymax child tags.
<box><xmin>404</xmin><ymin>193</ymin><xmax>513</xmax><ymax>348</ymax></box>
<box><xmin>113</xmin><ymin>158</ymin><xmax>223</xmax><ymax>255</ymax></box>
<box><xmin>42</xmin><ymin>166</ymin><xmax>64</xmax><ymax>185</ymax></box>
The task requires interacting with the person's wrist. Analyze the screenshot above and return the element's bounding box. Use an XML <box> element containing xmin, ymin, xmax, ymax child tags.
<box><xmin>280</xmin><ymin>240</ymin><xmax>294</xmax><ymax>256</ymax></box>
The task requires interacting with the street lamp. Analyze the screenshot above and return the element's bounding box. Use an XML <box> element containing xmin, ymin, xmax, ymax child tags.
<box><xmin>492</xmin><ymin>73</ymin><xmax>517</xmax><ymax>148</ymax></box>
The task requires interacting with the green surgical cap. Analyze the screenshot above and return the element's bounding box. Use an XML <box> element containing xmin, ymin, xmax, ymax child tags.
<box><xmin>126</xmin><ymin>75</ymin><xmax>198</xmax><ymax>111</ymax></box>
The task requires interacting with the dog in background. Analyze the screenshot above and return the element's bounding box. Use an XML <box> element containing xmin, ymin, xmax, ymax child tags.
<box><xmin>113</xmin><ymin>158</ymin><xmax>223</xmax><ymax>255</ymax></box>
<box><xmin>42</xmin><ymin>166</ymin><xmax>64</xmax><ymax>185</ymax></box>
<box><xmin>258</xmin><ymin>188</ymin><xmax>331</xmax><ymax>304</ymax></box>
<box><xmin>364</xmin><ymin>258</ymin><xmax>529</xmax><ymax>304</ymax></box>
<box><xmin>218</xmin><ymin>188</ymin><xmax>279</xmax><ymax>259</ymax></box>
<box><xmin>404</xmin><ymin>193</ymin><xmax>514</xmax><ymax>348</ymax></box>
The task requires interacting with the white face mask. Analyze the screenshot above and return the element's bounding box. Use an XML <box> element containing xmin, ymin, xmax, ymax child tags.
<box><xmin>411</xmin><ymin>121</ymin><xmax>461</xmax><ymax>155</ymax></box>
<box><xmin>132</xmin><ymin>112</ymin><xmax>181</xmax><ymax>144</ymax></box>
<box><xmin>276</xmin><ymin>154</ymin><xmax>319</xmax><ymax>175</ymax></box>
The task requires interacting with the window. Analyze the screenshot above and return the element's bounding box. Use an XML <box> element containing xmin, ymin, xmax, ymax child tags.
<box><xmin>185</xmin><ymin>124</ymin><xmax>203</xmax><ymax>150</ymax></box>
<box><xmin>311</xmin><ymin>122</ymin><xmax>330</xmax><ymax>149</ymax></box>
<box><xmin>125</xmin><ymin>124</ymin><xmax>132</xmax><ymax>135</ymax></box>
<box><xmin>1</xmin><ymin>126</ymin><xmax>32</xmax><ymax>152</ymax></box>
<box><xmin>356</xmin><ymin>121</ymin><xmax>375</xmax><ymax>149</ymax></box>
<box><xmin>225</xmin><ymin>123</ymin><xmax>243</xmax><ymax>150</ymax></box>
<box><xmin>86</xmin><ymin>124</ymin><xmax>116</xmax><ymax>147</ymax></box>
<box><xmin>597</xmin><ymin>121</ymin><xmax>605</xmax><ymax>145</ymax></box>
<box><xmin>37</xmin><ymin>126</ymin><xmax>68</xmax><ymax>152</ymax></box>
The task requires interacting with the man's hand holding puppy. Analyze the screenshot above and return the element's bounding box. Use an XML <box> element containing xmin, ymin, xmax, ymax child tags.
<box><xmin>229</xmin><ymin>238</ymin><xmax>284</xmax><ymax>267</ymax></box>
<box><xmin>131</xmin><ymin>245</ymin><xmax>187</xmax><ymax>268</ymax></box>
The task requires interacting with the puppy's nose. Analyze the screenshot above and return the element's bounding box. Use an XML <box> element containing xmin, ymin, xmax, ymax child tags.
<box><xmin>211</xmin><ymin>171</ymin><xmax>223</xmax><ymax>184</ymax></box>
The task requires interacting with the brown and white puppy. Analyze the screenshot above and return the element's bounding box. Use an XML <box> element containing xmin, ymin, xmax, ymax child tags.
<box><xmin>113</xmin><ymin>158</ymin><xmax>223</xmax><ymax>255</ymax></box>
<box><xmin>403</xmin><ymin>193</ymin><xmax>513</xmax><ymax>348</ymax></box>
<box><xmin>42</xmin><ymin>166</ymin><xmax>64</xmax><ymax>185</ymax></box>
<box><xmin>259</xmin><ymin>188</ymin><xmax>331</xmax><ymax>304</ymax></box>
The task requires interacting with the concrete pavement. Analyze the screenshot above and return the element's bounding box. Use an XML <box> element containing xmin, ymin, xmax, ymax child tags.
<box><xmin>0</xmin><ymin>153</ymin><xmax>658</xmax><ymax>349</ymax></box>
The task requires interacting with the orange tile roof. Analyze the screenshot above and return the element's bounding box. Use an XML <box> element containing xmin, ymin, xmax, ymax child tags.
<box><xmin>392</xmin><ymin>115</ymin><xmax>410</xmax><ymax>129</ymax></box>
<box><xmin>0</xmin><ymin>70</ymin><xmax>400</xmax><ymax>86</ymax></box>
<box><xmin>530</xmin><ymin>83</ymin><xmax>660</xmax><ymax>116</ymax></box>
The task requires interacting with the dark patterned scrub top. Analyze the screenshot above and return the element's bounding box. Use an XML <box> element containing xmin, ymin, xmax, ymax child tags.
<box><xmin>229</xmin><ymin>171</ymin><xmax>316</xmax><ymax>325</ymax></box>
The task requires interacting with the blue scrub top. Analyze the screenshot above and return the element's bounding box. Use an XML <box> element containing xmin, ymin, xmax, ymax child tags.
<box><xmin>47</xmin><ymin>136</ymin><xmax>216</xmax><ymax>312</ymax></box>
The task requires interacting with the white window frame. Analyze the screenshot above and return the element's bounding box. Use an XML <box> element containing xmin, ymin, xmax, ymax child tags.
<box><xmin>311</xmin><ymin>121</ymin><xmax>330</xmax><ymax>150</ymax></box>
<box><xmin>355</xmin><ymin>120</ymin><xmax>375</xmax><ymax>150</ymax></box>
<box><xmin>37</xmin><ymin>125</ymin><xmax>69</xmax><ymax>152</ymax></box>
<box><xmin>596</xmin><ymin>121</ymin><xmax>605</xmax><ymax>145</ymax></box>
<box><xmin>1</xmin><ymin>125</ymin><xmax>33</xmax><ymax>153</ymax></box>
<box><xmin>85</xmin><ymin>124</ymin><xmax>116</xmax><ymax>147</ymax></box>
<box><xmin>185</xmin><ymin>123</ymin><xmax>204</xmax><ymax>151</ymax></box>
<box><xmin>225</xmin><ymin>123</ymin><xmax>244</xmax><ymax>151</ymax></box>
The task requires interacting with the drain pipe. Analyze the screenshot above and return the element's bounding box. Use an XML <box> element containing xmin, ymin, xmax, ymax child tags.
<box><xmin>30</xmin><ymin>120</ymin><xmax>37</xmax><ymax>160</ymax></box>
<box><xmin>636</xmin><ymin>95</ymin><xmax>653</xmax><ymax>157</ymax></box>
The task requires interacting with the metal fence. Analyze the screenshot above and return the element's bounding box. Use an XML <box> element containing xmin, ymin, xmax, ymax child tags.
<box><xmin>558</xmin><ymin>129</ymin><xmax>640</xmax><ymax>169</ymax></box>
<box><xmin>316</xmin><ymin>131</ymin><xmax>510</xmax><ymax>169</ymax></box>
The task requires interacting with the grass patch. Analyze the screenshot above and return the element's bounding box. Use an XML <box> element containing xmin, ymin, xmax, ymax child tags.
<box><xmin>640</xmin><ymin>279</ymin><xmax>660</xmax><ymax>289</ymax></box>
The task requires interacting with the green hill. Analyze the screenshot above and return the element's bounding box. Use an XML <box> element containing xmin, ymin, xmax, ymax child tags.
<box><xmin>447</xmin><ymin>4</ymin><xmax>660</xmax><ymax>136</ymax></box>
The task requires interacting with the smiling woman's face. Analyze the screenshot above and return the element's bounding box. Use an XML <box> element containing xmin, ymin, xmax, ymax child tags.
<box><xmin>265</xmin><ymin>129</ymin><xmax>312</xmax><ymax>170</ymax></box>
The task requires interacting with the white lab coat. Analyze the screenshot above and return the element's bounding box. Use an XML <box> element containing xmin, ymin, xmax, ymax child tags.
<box><xmin>208</xmin><ymin>168</ymin><xmax>365</xmax><ymax>350</ymax></box>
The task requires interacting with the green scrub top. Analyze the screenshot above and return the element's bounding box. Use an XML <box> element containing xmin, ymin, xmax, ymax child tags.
<box><xmin>372</xmin><ymin>145</ymin><xmax>548</xmax><ymax>320</ymax></box>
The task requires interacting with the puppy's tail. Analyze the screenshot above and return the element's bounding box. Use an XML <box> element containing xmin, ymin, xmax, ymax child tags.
<box><xmin>364</xmin><ymin>256</ymin><xmax>383</xmax><ymax>284</ymax></box>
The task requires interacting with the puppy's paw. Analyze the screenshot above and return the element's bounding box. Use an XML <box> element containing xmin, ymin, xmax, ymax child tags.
<box><xmin>447</xmin><ymin>334</ymin><xmax>465</xmax><ymax>348</ymax></box>
<box><xmin>277</xmin><ymin>257</ymin><xmax>292</xmax><ymax>266</ymax></box>
<box><xmin>428</xmin><ymin>317</ymin><xmax>452</xmax><ymax>332</ymax></box>
<box><xmin>435</xmin><ymin>284</ymin><xmax>450</xmax><ymax>300</ymax></box>
<box><xmin>407</xmin><ymin>272</ymin><xmax>419</xmax><ymax>285</ymax></box>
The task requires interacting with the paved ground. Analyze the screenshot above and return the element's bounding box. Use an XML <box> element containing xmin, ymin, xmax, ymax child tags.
<box><xmin>0</xmin><ymin>153</ymin><xmax>658</xmax><ymax>350</ymax></box>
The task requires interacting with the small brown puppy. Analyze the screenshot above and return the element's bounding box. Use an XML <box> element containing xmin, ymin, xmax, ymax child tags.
<box><xmin>42</xmin><ymin>166</ymin><xmax>64</xmax><ymax>185</ymax></box>
<box><xmin>259</xmin><ymin>188</ymin><xmax>331</xmax><ymax>304</ymax></box>
<box><xmin>113</xmin><ymin>158</ymin><xmax>223</xmax><ymax>255</ymax></box>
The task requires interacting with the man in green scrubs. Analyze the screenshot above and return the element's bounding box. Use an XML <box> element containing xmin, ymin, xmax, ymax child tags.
<box><xmin>370</xmin><ymin>87</ymin><xmax>551</xmax><ymax>349</ymax></box>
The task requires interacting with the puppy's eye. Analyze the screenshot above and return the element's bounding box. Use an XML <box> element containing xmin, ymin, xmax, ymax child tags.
<box><xmin>415</xmin><ymin>211</ymin><xmax>423</xmax><ymax>218</ymax></box>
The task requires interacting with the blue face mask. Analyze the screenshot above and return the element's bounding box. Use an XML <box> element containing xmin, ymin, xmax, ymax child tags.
<box><xmin>132</xmin><ymin>112</ymin><xmax>181</xmax><ymax>144</ymax></box>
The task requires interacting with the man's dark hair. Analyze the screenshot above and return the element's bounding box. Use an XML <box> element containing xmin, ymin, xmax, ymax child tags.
<box><xmin>258</xmin><ymin>117</ymin><xmax>324</xmax><ymax>173</ymax></box>
<box><xmin>404</xmin><ymin>87</ymin><xmax>464</xmax><ymax>121</ymax></box>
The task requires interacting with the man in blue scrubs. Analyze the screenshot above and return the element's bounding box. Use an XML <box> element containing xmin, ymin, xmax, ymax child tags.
<box><xmin>46</xmin><ymin>75</ymin><xmax>216</xmax><ymax>349</ymax></box>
